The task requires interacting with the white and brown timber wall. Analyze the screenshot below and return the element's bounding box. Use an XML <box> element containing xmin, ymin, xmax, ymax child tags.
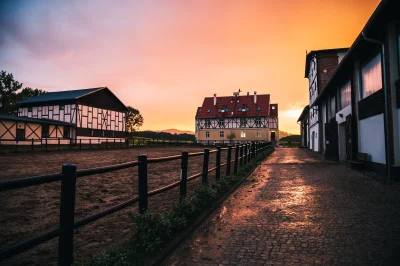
<box><xmin>16</xmin><ymin>104</ymin><xmax>126</xmax><ymax>144</ymax></box>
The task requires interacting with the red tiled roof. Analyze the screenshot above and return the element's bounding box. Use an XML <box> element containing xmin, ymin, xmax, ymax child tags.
<box><xmin>196</xmin><ymin>94</ymin><xmax>278</xmax><ymax>118</ymax></box>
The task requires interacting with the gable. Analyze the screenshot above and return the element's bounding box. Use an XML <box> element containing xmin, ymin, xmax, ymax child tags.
<box><xmin>77</xmin><ymin>88</ymin><xmax>128</xmax><ymax>112</ymax></box>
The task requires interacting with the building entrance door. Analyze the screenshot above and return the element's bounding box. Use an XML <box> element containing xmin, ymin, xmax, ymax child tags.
<box><xmin>270</xmin><ymin>131</ymin><xmax>276</xmax><ymax>141</ymax></box>
<box><xmin>325</xmin><ymin>118</ymin><xmax>339</xmax><ymax>161</ymax></box>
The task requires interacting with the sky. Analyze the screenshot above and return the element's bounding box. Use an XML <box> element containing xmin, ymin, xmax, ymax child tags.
<box><xmin>0</xmin><ymin>0</ymin><xmax>381</xmax><ymax>134</ymax></box>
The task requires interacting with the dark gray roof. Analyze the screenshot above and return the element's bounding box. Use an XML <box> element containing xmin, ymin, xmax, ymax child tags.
<box><xmin>0</xmin><ymin>114</ymin><xmax>75</xmax><ymax>126</ymax></box>
<box><xmin>18</xmin><ymin>87</ymin><xmax>103</xmax><ymax>104</ymax></box>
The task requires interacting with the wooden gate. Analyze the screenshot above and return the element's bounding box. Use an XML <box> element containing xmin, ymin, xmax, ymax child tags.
<box><xmin>325</xmin><ymin>118</ymin><xmax>339</xmax><ymax>161</ymax></box>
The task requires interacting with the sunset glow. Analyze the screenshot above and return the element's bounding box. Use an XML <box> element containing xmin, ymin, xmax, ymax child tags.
<box><xmin>0</xmin><ymin>0</ymin><xmax>381</xmax><ymax>134</ymax></box>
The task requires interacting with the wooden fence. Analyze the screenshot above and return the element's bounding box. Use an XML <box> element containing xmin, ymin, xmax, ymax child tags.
<box><xmin>0</xmin><ymin>142</ymin><xmax>270</xmax><ymax>265</ymax></box>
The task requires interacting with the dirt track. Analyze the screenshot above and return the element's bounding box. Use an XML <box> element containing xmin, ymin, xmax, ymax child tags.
<box><xmin>0</xmin><ymin>146</ymin><xmax>230</xmax><ymax>265</ymax></box>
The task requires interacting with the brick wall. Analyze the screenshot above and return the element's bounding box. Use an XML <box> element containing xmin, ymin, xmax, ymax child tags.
<box><xmin>317</xmin><ymin>53</ymin><xmax>340</xmax><ymax>93</ymax></box>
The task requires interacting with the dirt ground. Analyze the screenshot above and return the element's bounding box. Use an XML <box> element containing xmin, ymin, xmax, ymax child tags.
<box><xmin>0</xmin><ymin>146</ymin><xmax>231</xmax><ymax>265</ymax></box>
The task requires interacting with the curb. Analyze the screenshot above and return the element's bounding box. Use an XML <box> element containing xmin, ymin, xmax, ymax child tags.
<box><xmin>149</xmin><ymin>149</ymin><xmax>274</xmax><ymax>266</ymax></box>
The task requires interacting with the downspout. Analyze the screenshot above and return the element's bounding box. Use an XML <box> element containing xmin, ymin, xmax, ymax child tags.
<box><xmin>361</xmin><ymin>31</ymin><xmax>391</xmax><ymax>182</ymax></box>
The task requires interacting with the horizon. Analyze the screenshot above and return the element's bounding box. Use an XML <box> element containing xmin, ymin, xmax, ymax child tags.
<box><xmin>0</xmin><ymin>0</ymin><xmax>381</xmax><ymax>134</ymax></box>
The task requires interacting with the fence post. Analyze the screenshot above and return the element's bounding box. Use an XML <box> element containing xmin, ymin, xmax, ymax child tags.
<box><xmin>32</xmin><ymin>138</ymin><xmax>34</xmax><ymax>151</ymax></box>
<box><xmin>216</xmin><ymin>146</ymin><xmax>221</xmax><ymax>181</ymax></box>
<box><xmin>79</xmin><ymin>139</ymin><xmax>82</xmax><ymax>149</ymax></box>
<box><xmin>247</xmin><ymin>144</ymin><xmax>251</xmax><ymax>164</ymax></box>
<box><xmin>180</xmin><ymin>151</ymin><xmax>188</xmax><ymax>201</ymax></box>
<box><xmin>89</xmin><ymin>139</ymin><xmax>91</xmax><ymax>149</ymax></box>
<box><xmin>58</xmin><ymin>164</ymin><xmax>77</xmax><ymax>266</ymax></box>
<box><xmin>255</xmin><ymin>142</ymin><xmax>258</xmax><ymax>158</ymax></box>
<box><xmin>202</xmin><ymin>148</ymin><xmax>210</xmax><ymax>184</ymax></box>
<box><xmin>106</xmin><ymin>139</ymin><xmax>108</xmax><ymax>149</ymax></box>
<box><xmin>98</xmin><ymin>139</ymin><xmax>100</xmax><ymax>149</ymax></box>
<box><xmin>138</xmin><ymin>154</ymin><xmax>148</xmax><ymax>214</ymax></box>
<box><xmin>234</xmin><ymin>145</ymin><xmax>239</xmax><ymax>174</ymax></box>
<box><xmin>243</xmin><ymin>145</ymin><xmax>247</xmax><ymax>166</ymax></box>
<box><xmin>239</xmin><ymin>145</ymin><xmax>243</xmax><ymax>167</ymax></box>
<box><xmin>45</xmin><ymin>138</ymin><xmax>48</xmax><ymax>152</ymax></box>
<box><xmin>226</xmin><ymin>146</ymin><xmax>232</xmax><ymax>176</ymax></box>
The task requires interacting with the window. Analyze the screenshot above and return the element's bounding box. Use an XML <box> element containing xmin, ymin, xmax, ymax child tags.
<box><xmin>63</xmin><ymin>126</ymin><xmax>70</xmax><ymax>138</ymax></box>
<box><xmin>256</xmin><ymin>131</ymin><xmax>261</xmax><ymax>138</ymax></box>
<box><xmin>340</xmin><ymin>81</ymin><xmax>351</xmax><ymax>110</ymax></box>
<box><xmin>225</xmin><ymin>108</ymin><xmax>229</xmax><ymax>112</ymax></box>
<box><xmin>205</xmin><ymin>119</ymin><xmax>211</xmax><ymax>128</ymax></box>
<box><xmin>207</xmin><ymin>109</ymin><xmax>211</xmax><ymax>113</ymax></box>
<box><xmin>218</xmin><ymin>119</ymin><xmax>224</xmax><ymax>127</ymax></box>
<box><xmin>60</xmin><ymin>105</ymin><xmax>65</xmax><ymax>111</ymax></box>
<box><xmin>246</xmin><ymin>107</ymin><xmax>249</xmax><ymax>111</ymax></box>
<box><xmin>272</xmin><ymin>106</ymin><xmax>276</xmax><ymax>110</ymax></box>
<box><xmin>255</xmin><ymin>118</ymin><xmax>261</xmax><ymax>127</ymax></box>
<box><xmin>257</xmin><ymin>107</ymin><xmax>261</xmax><ymax>111</ymax></box>
<box><xmin>28</xmin><ymin>107</ymin><xmax>32</xmax><ymax>112</ymax></box>
<box><xmin>220</xmin><ymin>131</ymin><xmax>224</xmax><ymax>138</ymax></box>
<box><xmin>16</xmin><ymin>128</ymin><xmax>25</xmax><ymax>140</ymax></box>
<box><xmin>397</xmin><ymin>27</ymin><xmax>400</xmax><ymax>75</ymax></box>
<box><xmin>218</xmin><ymin>109</ymin><xmax>221</xmax><ymax>112</ymax></box>
<box><xmin>42</xmin><ymin>125</ymin><xmax>49</xmax><ymax>138</ymax></box>
<box><xmin>240</xmin><ymin>118</ymin><xmax>246</xmax><ymax>128</ymax></box>
<box><xmin>238</xmin><ymin>108</ymin><xmax>242</xmax><ymax>112</ymax></box>
<box><xmin>241</xmin><ymin>131</ymin><xmax>246</xmax><ymax>138</ymax></box>
<box><xmin>361</xmin><ymin>53</ymin><xmax>382</xmax><ymax>99</ymax></box>
<box><xmin>206</xmin><ymin>131</ymin><xmax>210</xmax><ymax>138</ymax></box>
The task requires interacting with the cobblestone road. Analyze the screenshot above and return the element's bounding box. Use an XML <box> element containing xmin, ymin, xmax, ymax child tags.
<box><xmin>163</xmin><ymin>148</ymin><xmax>400</xmax><ymax>265</ymax></box>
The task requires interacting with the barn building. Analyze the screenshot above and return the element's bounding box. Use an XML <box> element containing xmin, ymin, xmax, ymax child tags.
<box><xmin>304</xmin><ymin>48</ymin><xmax>349</xmax><ymax>153</ymax></box>
<box><xmin>297</xmin><ymin>105</ymin><xmax>309</xmax><ymax>148</ymax></box>
<box><xmin>195</xmin><ymin>91</ymin><xmax>279</xmax><ymax>144</ymax></box>
<box><xmin>307</xmin><ymin>0</ymin><xmax>400</xmax><ymax>179</ymax></box>
<box><xmin>0</xmin><ymin>87</ymin><xmax>128</xmax><ymax>145</ymax></box>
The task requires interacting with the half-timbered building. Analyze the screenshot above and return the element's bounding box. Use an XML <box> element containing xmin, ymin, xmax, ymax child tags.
<box><xmin>0</xmin><ymin>87</ymin><xmax>128</xmax><ymax>145</ymax></box>
<box><xmin>304</xmin><ymin>48</ymin><xmax>349</xmax><ymax>153</ymax></box>
<box><xmin>312</xmin><ymin>0</ymin><xmax>400</xmax><ymax>180</ymax></box>
<box><xmin>297</xmin><ymin>105</ymin><xmax>309</xmax><ymax>148</ymax></box>
<box><xmin>195</xmin><ymin>91</ymin><xmax>279</xmax><ymax>144</ymax></box>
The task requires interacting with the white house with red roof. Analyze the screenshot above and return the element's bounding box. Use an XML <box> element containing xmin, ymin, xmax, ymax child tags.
<box><xmin>195</xmin><ymin>90</ymin><xmax>278</xmax><ymax>144</ymax></box>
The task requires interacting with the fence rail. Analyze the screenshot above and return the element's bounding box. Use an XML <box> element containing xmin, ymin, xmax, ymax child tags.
<box><xmin>0</xmin><ymin>142</ymin><xmax>271</xmax><ymax>265</ymax></box>
<box><xmin>0</xmin><ymin>137</ymin><xmax>270</xmax><ymax>152</ymax></box>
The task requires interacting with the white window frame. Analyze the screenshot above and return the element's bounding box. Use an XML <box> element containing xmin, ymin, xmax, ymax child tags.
<box><xmin>219</xmin><ymin>131</ymin><xmax>224</xmax><ymax>138</ymax></box>
<box><xmin>205</xmin><ymin>131</ymin><xmax>210</xmax><ymax>138</ymax></box>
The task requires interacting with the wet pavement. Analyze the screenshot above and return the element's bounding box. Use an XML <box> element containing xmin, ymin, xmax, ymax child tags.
<box><xmin>163</xmin><ymin>148</ymin><xmax>400</xmax><ymax>265</ymax></box>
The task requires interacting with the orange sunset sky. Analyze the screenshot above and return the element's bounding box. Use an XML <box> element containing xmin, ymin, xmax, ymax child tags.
<box><xmin>0</xmin><ymin>0</ymin><xmax>381</xmax><ymax>134</ymax></box>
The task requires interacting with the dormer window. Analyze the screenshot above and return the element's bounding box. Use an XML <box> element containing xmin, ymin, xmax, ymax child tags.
<box><xmin>207</xmin><ymin>109</ymin><xmax>211</xmax><ymax>113</ymax></box>
<box><xmin>272</xmin><ymin>106</ymin><xmax>276</xmax><ymax>110</ymax></box>
<box><xmin>257</xmin><ymin>107</ymin><xmax>261</xmax><ymax>111</ymax></box>
<box><xmin>218</xmin><ymin>109</ymin><xmax>221</xmax><ymax>112</ymax></box>
<box><xmin>238</xmin><ymin>108</ymin><xmax>242</xmax><ymax>112</ymax></box>
<box><xmin>246</xmin><ymin>107</ymin><xmax>249</xmax><ymax>111</ymax></box>
<box><xmin>225</xmin><ymin>108</ymin><xmax>229</xmax><ymax>112</ymax></box>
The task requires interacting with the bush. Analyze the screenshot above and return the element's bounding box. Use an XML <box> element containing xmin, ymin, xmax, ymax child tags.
<box><xmin>130</xmin><ymin>212</ymin><xmax>172</xmax><ymax>254</ymax></box>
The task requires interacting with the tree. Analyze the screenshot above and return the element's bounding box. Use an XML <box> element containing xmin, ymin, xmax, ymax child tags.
<box><xmin>226</xmin><ymin>132</ymin><xmax>236</xmax><ymax>144</ymax></box>
<box><xmin>0</xmin><ymin>71</ymin><xmax>22</xmax><ymax>114</ymax></box>
<box><xmin>0</xmin><ymin>70</ymin><xmax>46</xmax><ymax>115</ymax></box>
<box><xmin>126</xmin><ymin>106</ymin><xmax>144</xmax><ymax>133</ymax></box>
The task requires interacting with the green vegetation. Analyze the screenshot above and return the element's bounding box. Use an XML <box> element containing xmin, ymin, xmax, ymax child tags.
<box><xmin>77</xmin><ymin>148</ymin><xmax>274</xmax><ymax>266</ymax></box>
<box><xmin>0</xmin><ymin>70</ymin><xmax>46</xmax><ymax>115</ymax></box>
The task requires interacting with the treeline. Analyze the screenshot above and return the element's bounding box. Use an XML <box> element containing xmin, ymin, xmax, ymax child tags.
<box><xmin>280</xmin><ymin>135</ymin><xmax>301</xmax><ymax>142</ymax></box>
<box><xmin>129</xmin><ymin>131</ymin><xmax>195</xmax><ymax>141</ymax></box>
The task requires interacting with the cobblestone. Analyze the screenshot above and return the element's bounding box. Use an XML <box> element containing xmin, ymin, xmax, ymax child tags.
<box><xmin>163</xmin><ymin>148</ymin><xmax>400</xmax><ymax>265</ymax></box>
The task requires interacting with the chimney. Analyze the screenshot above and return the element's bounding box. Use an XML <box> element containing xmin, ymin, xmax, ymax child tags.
<box><xmin>214</xmin><ymin>93</ymin><xmax>217</xmax><ymax>105</ymax></box>
<box><xmin>254</xmin><ymin>91</ymin><xmax>257</xmax><ymax>104</ymax></box>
